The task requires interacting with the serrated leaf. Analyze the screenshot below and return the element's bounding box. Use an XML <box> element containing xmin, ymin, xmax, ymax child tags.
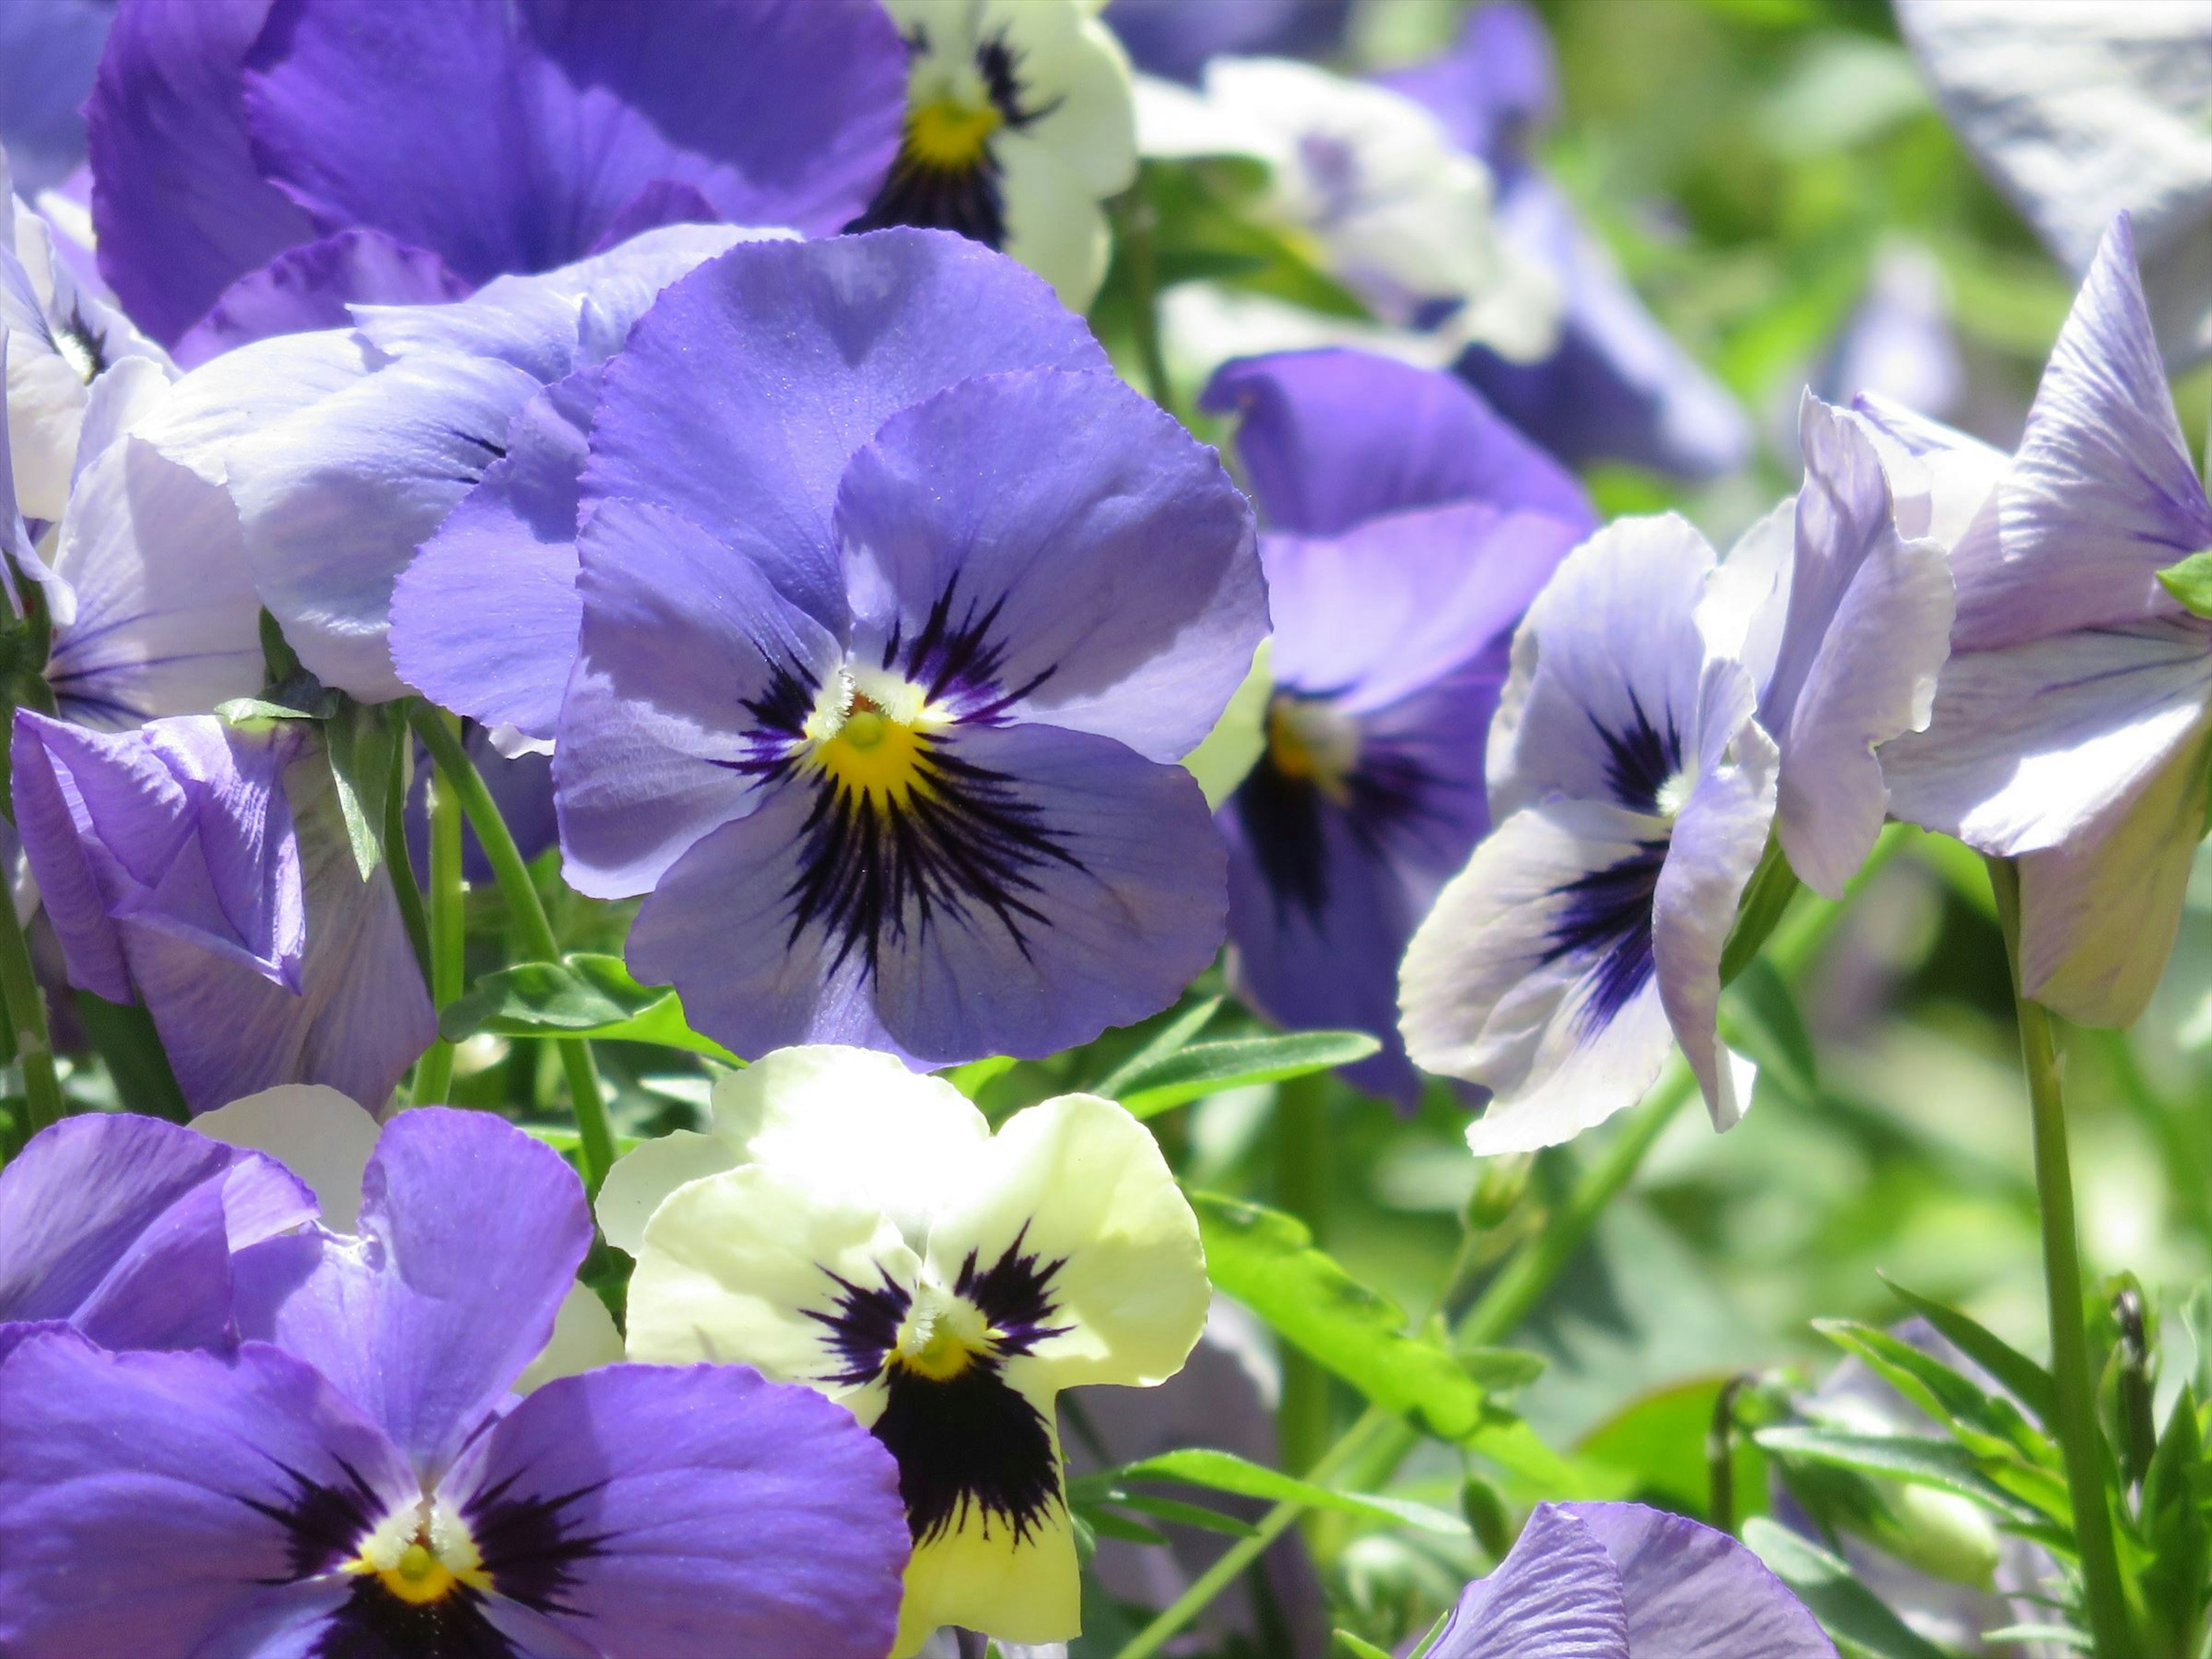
<box><xmin>1190</xmin><ymin>1192</ymin><xmax>1484</xmax><ymax>1438</ymax></box>
<box><xmin>1743</xmin><ymin>1518</ymin><xmax>1952</xmax><ymax>1659</ymax></box>
<box><xmin>1721</xmin><ymin>956</ymin><xmax>1818</xmax><ymax>1105</ymax></box>
<box><xmin>1755</xmin><ymin>1427</ymin><xmax>2052</xmax><ymax>1527</ymax></box>
<box><xmin>2157</xmin><ymin>549</ymin><xmax>2212</xmax><ymax>618</ymax></box>
<box><xmin>1113</xmin><ymin>1448</ymin><xmax>1464</xmax><ymax>1535</ymax></box>
<box><xmin>441</xmin><ymin>953</ymin><xmax>738</xmax><ymax>1064</ymax></box>
<box><xmin>1118</xmin><ymin>1031</ymin><xmax>1378</xmax><ymax>1118</ymax></box>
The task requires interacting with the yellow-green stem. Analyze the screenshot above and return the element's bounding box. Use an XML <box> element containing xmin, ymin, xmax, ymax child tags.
<box><xmin>1274</xmin><ymin>1074</ymin><xmax>1332</xmax><ymax>1476</ymax></box>
<box><xmin>410</xmin><ymin>726</ymin><xmax>464</xmax><ymax>1108</ymax></box>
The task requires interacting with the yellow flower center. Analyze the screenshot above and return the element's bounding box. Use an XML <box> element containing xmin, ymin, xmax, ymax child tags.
<box><xmin>803</xmin><ymin>669</ymin><xmax>946</xmax><ymax>810</ymax></box>
<box><xmin>346</xmin><ymin>1498</ymin><xmax>493</xmax><ymax>1607</ymax></box>
<box><xmin>1266</xmin><ymin>695</ymin><xmax>1361</xmax><ymax>805</ymax></box>
<box><xmin>907</xmin><ymin>99</ymin><xmax>1003</xmax><ymax>172</ymax></box>
<box><xmin>891</xmin><ymin>1285</ymin><xmax>990</xmax><ymax>1382</ymax></box>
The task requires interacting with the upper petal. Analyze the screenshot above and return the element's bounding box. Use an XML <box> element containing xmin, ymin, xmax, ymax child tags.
<box><xmin>1565</xmin><ymin>1501</ymin><xmax>1836</xmax><ymax>1658</ymax></box>
<box><xmin>1429</xmin><ymin>1501</ymin><xmax>1630</xmax><ymax>1659</ymax></box>
<box><xmin>171</xmin><ymin>226</ymin><xmax>469</xmax><ymax>366</ymax></box>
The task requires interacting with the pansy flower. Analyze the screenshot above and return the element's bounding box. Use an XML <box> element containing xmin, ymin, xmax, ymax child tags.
<box><xmin>1200</xmin><ymin>348</ymin><xmax>1592</xmax><ymax>1104</ymax></box>
<box><xmin>614</xmin><ymin>1044</ymin><xmax>1210</xmax><ymax>1656</ymax></box>
<box><xmin>0</xmin><ymin>2</ymin><xmax>112</xmax><ymax>195</ymax></box>
<box><xmin>1877</xmin><ymin>216</ymin><xmax>2212</xmax><ymax>1026</ymax></box>
<box><xmin>0</xmin><ymin>1108</ymin><xmax>912</xmax><ymax>1657</ymax></box>
<box><xmin>10</xmin><ymin>709</ymin><xmax>435</xmax><ymax>1113</ymax></box>
<box><xmin>1431</xmin><ymin>1501</ymin><xmax>1834</xmax><ymax>1657</ymax></box>
<box><xmin>1397</xmin><ymin>513</ymin><xmax>1779</xmax><ymax>1153</ymax></box>
<box><xmin>852</xmin><ymin>0</ymin><xmax>1138</xmax><ymax>309</ymax></box>
<box><xmin>548</xmin><ymin>229</ymin><xmax>1264</xmax><ymax>1066</ymax></box>
<box><xmin>0</xmin><ymin>1110</ymin><xmax>312</xmax><ymax>1366</ymax></box>
<box><xmin>85</xmin><ymin>0</ymin><xmax>907</xmax><ymax>354</ymax></box>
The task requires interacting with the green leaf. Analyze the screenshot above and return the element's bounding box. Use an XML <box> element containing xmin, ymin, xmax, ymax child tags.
<box><xmin>1812</xmin><ymin>1319</ymin><xmax>2057</xmax><ymax>1469</ymax></box>
<box><xmin>1111</xmin><ymin>1448</ymin><xmax>1464</xmax><ymax>1535</ymax></box>
<box><xmin>1103</xmin><ymin>1490</ymin><xmax>1258</xmax><ymax>1539</ymax></box>
<box><xmin>1881</xmin><ymin>1278</ymin><xmax>2059</xmax><ymax>1427</ymax></box>
<box><xmin>1190</xmin><ymin>1191</ymin><xmax>1485</xmax><ymax>1438</ymax></box>
<box><xmin>1081</xmin><ymin>1506</ymin><xmax>1168</xmax><ymax>1547</ymax></box>
<box><xmin>2137</xmin><ymin>1386</ymin><xmax>2209</xmax><ymax>1656</ymax></box>
<box><xmin>1180</xmin><ymin>639</ymin><xmax>1272</xmax><ymax>808</ymax></box>
<box><xmin>1118</xmin><ymin>1031</ymin><xmax>1378</xmax><ymax>1118</ymax></box>
<box><xmin>1754</xmin><ymin>1427</ymin><xmax>2052</xmax><ymax>1527</ymax></box>
<box><xmin>2157</xmin><ymin>549</ymin><xmax>2212</xmax><ymax>618</ymax></box>
<box><xmin>1459</xmin><ymin>1347</ymin><xmax>1547</xmax><ymax>1395</ymax></box>
<box><xmin>323</xmin><ymin>698</ymin><xmax>398</xmax><ymax>880</ymax></box>
<box><xmin>1088</xmin><ymin>995</ymin><xmax>1225</xmax><ymax>1098</ymax></box>
<box><xmin>1333</xmin><ymin>1634</ymin><xmax>1395</xmax><ymax>1659</ymax></box>
<box><xmin>441</xmin><ymin>953</ymin><xmax>740</xmax><ymax>1063</ymax></box>
<box><xmin>1721</xmin><ymin>957</ymin><xmax>1819</xmax><ymax>1106</ymax></box>
<box><xmin>1742</xmin><ymin>1518</ymin><xmax>1952</xmax><ymax>1659</ymax></box>
<box><xmin>940</xmin><ymin>1054</ymin><xmax>1016</xmax><ymax>1099</ymax></box>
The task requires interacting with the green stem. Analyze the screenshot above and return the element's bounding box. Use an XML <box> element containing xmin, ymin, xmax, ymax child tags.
<box><xmin>1111</xmin><ymin>183</ymin><xmax>1176</xmax><ymax>416</ymax></box>
<box><xmin>409</xmin><ymin>708</ymin><xmax>613</xmax><ymax>1194</ymax></box>
<box><xmin>1274</xmin><ymin>1075</ymin><xmax>1332</xmax><ymax>1476</ymax></box>
<box><xmin>384</xmin><ymin>718</ymin><xmax>431</xmax><ymax>986</ymax></box>
<box><xmin>1988</xmin><ymin>858</ymin><xmax>2135</xmax><ymax>1657</ymax></box>
<box><xmin>0</xmin><ymin>884</ymin><xmax>61</xmax><ymax>1133</ymax></box>
<box><xmin>411</xmin><ymin>717</ymin><xmax>465</xmax><ymax>1107</ymax></box>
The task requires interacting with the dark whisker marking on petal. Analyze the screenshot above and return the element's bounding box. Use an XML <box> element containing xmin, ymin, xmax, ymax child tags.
<box><xmin>805</xmin><ymin>1265</ymin><xmax>912</xmax><ymax>1387</ymax></box>
<box><xmin>1592</xmin><ymin>688</ymin><xmax>1681</xmax><ymax>814</ymax></box>
<box><xmin>462</xmin><ymin>1470</ymin><xmax>613</xmax><ymax>1619</ymax></box>
<box><xmin>875</xmin><ymin>1354</ymin><xmax>1062</xmax><ymax>1548</ymax></box>
<box><xmin>235</xmin><ymin>1453</ymin><xmax>387</xmax><ymax>1584</ymax></box>
<box><xmin>1539</xmin><ymin>840</ymin><xmax>1669</xmax><ymax>1037</ymax></box>
<box><xmin>314</xmin><ymin>1579</ymin><xmax>522</xmax><ymax>1659</ymax></box>
<box><xmin>956</xmin><ymin>1224</ymin><xmax>1073</xmax><ymax>1358</ymax></box>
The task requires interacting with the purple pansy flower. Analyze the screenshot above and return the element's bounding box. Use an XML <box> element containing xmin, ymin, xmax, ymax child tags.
<box><xmin>85</xmin><ymin>0</ymin><xmax>906</xmax><ymax>355</ymax></box>
<box><xmin>1397</xmin><ymin>513</ymin><xmax>1779</xmax><ymax>1153</ymax></box>
<box><xmin>539</xmin><ymin>229</ymin><xmax>1264</xmax><ymax>1066</ymax></box>
<box><xmin>1199</xmin><ymin>348</ymin><xmax>1592</xmax><ymax>1104</ymax></box>
<box><xmin>1385</xmin><ymin>2</ymin><xmax>1752</xmax><ymax>479</ymax></box>
<box><xmin>1431</xmin><ymin>1501</ymin><xmax>1834</xmax><ymax>1658</ymax></box>
<box><xmin>0</xmin><ymin>1110</ymin><xmax>313</xmax><ymax>1367</ymax></box>
<box><xmin>0</xmin><ymin>1108</ymin><xmax>912</xmax><ymax>1657</ymax></box>
<box><xmin>10</xmin><ymin>709</ymin><xmax>434</xmax><ymax>1113</ymax></box>
<box><xmin>0</xmin><ymin>0</ymin><xmax>113</xmax><ymax>195</ymax></box>
<box><xmin>1876</xmin><ymin>215</ymin><xmax>2212</xmax><ymax>1027</ymax></box>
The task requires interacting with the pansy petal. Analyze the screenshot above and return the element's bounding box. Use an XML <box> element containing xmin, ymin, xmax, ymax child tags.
<box><xmin>896</xmin><ymin>1448</ymin><xmax>1082</xmax><ymax>1658</ymax></box>
<box><xmin>0</xmin><ymin>0</ymin><xmax>112</xmax><ymax>193</ymax></box>
<box><xmin>627</xmin><ymin>1163</ymin><xmax>919</xmax><ymax>1408</ymax></box>
<box><xmin>1429</xmin><ymin>1501</ymin><xmax>1630</xmax><ymax>1659</ymax></box>
<box><xmin>582</xmin><ymin>228</ymin><xmax>1109</xmax><ymax>630</ymax></box>
<box><xmin>84</xmin><ymin>0</ymin><xmax>318</xmax><ymax>347</ymax></box>
<box><xmin>1400</xmin><ymin>799</ymin><xmax>1679</xmax><ymax>1153</ymax></box>
<box><xmin>1563</xmin><ymin>1501</ymin><xmax>1836</xmax><ymax>1658</ymax></box>
<box><xmin>242</xmin><ymin>0</ymin><xmax>904</xmax><ymax>283</ymax></box>
<box><xmin>233</xmin><ymin>1108</ymin><xmax>592</xmax><ymax>1479</ymax></box>
<box><xmin>555</xmin><ymin>496</ymin><xmax>845</xmax><ymax>898</ymax></box>
<box><xmin>436</xmin><ymin>1362</ymin><xmax>910</xmax><ymax>1658</ymax></box>
<box><xmin>1879</xmin><ymin>620</ymin><xmax>2212</xmax><ymax>854</ymax></box>
<box><xmin>0</xmin><ymin>1333</ymin><xmax>415</xmax><ymax>1657</ymax></box>
<box><xmin>0</xmin><ymin>1112</ymin><xmax>310</xmax><ymax>1349</ymax></box>
<box><xmin>1199</xmin><ymin>347</ymin><xmax>1592</xmax><ymax>536</ymax></box>
<box><xmin>1847</xmin><ymin>392</ymin><xmax>2006</xmax><ymax>551</ymax></box>
<box><xmin>595</xmin><ymin>1130</ymin><xmax>742</xmax><ymax>1259</ymax></box>
<box><xmin>1956</xmin><ymin>216</ymin><xmax>2212</xmax><ymax>649</ymax></box>
<box><xmin>171</xmin><ymin>227</ymin><xmax>469</xmax><ymax>368</ymax></box>
<box><xmin>835</xmin><ymin>368</ymin><xmax>1263</xmax><ymax>762</ymax></box>
<box><xmin>1488</xmin><ymin>513</ymin><xmax>1713</xmax><ymax>822</ymax></box>
<box><xmin>191</xmin><ymin>1083</ymin><xmax>382</xmax><ymax>1231</ymax></box>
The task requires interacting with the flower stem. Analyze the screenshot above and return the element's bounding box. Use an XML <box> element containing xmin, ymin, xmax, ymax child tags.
<box><xmin>1987</xmin><ymin>857</ymin><xmax>2136</xmax><ymax>1657</ymax></box>
<box><xmin>408</xmin><ymin>707</ymin><xmax>613</xmax><ymax>1195</ymax></box>
<box><xmin>0</xmin><ymin>882</ymin><xmax>60</xmax><ymax>1134</ymax></box>
<box><xmin>410</xmin><ymin>715</ymin><xmax>465</xmax><ymax>1108</ymax></box>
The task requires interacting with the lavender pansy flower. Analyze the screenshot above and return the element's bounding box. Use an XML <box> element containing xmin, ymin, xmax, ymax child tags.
<box><xmin>134</xmin><ymin>222</ymin><xmax>761</xmax><ymax>701</ymax></box>
<box><xmin>1430</xmin><ymin>1501</ymin><xmax>1834</xmax><ymax>1658</ymax></box>
<box><xmin>1384</xmin><ymin>2</ymin><xmax>1752</xmax><ymax>480</ymax></box>
<box><xmin>1878</xmin><ymin>216</ymin><xmax>2212</xmax><ymax>1026</ymax></box>
<box><xmin>10</xmin><ymin>709</ymin><xmax>435</xmax><ymax>1112</ymax></box>
<box><xmin>550</xmin><ymin>229</ymin><xmax>1263</xmax><ymax>1066</ymax></box>
<box><xmin>0</xmin><ymin>1110</ymin><xmax>313</xmax><ymax>1367</ymax></box>
<box><xmin>0</xmin><ymin>1108</ymin><xmax>912</xmax><ymax>1658</ymax></box>
<box><xmin>0</xmin><ymin>0</ymin><xmax>113</xmax><ymax>195</ymax></box>
<box><xmin>616</xmin><ymin>1045</ymin><xmax>1210</xmax><ymax>1657</ymax></box>
<box><xmin>1399</xmin><ymin>514</ymin><xmax>1779</xmax><ymax>1154</ymax></box>
<box><xmin>1200</xmin><ymin>349</ymin><xmax>1592</xmax><ymax>1104</ymax></box>
<box><xmin>850</xmin><ymin>0</ymin><xmax>1138</xmax><ymax>310</ymax></box>
<box><xmin>86</xmin><ymin>0</ymin><xmax>906</xmax><ymax>353</ymax></box>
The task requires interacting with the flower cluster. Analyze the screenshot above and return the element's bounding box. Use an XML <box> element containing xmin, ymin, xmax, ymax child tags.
<box><xmin>0</xmin><ymin>0</ymin><xmax>2203</xmax><ymax>1654</ymax></box>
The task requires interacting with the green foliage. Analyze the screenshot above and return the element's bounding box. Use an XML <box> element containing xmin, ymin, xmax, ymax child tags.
<box><xmin>1109</xmin><ymin>1031</ymin><xmax>1380</xmax><ymax>1119</ymax></box>
<box><xmin>2156</xmin><ymin>550</ymin><xmax>2212</xmax><ymax>619</ymax></box>
<box><xmin>438</xmin><ymin>952</ymin><xmax>739</xmax><ymax>1064</ymax></box>
<box><xmin>1742</xmin><ymin>1520</ymin><xmax>1953</xmax><ymax>1659</ymax></box>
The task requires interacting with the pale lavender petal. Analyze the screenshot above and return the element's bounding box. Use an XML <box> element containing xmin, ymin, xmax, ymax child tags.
<box><xmin>0</xmin><ymin>0</ymin><xmax>113</xmax><ymax>194</ymax></box>
<box><xmin>1199</xmin><ymin>347</ymin><xmax>1593</xmax><ymax>536</ymax></box>
<box><xmin>1430</xmin><ymin>1502</ymin><xmax>1630</xmax><ymax>1659</ymax></box>
<box><xmin>583</xmin><ymin>228</ymin><xmax>1111</xmax><ymax>631</ymax></box>
<box><xmin>0</xmin><ymin>1333</ymin><xmax>414</xmax><ymax>1657</ymax></box>
<box><xmin>554</xmin><ymin>497</ymin><xmax>844</xmax><ymax>898</ymax></box>
<box><xmin>233</xmin><ymin>1107</ymin><xmax>592</xmax><ymax>1481</ymax></box>
<box><xmin>439</xmin><ymin>1363</ymin><xmax>910</xmax><ymax>1658</ymax></box>
<box><xmin>85</xmin><ymin>0</ymin><xmax>317</xmax><ymax>347</ymax></box>
<box><xmin>171</xmin><ymin>227</ymin><xmax>469</xmax><ymax>368</ymax></box>
<box><xmin>0</xmin><ymin>1113</ymin><xmax>311</xmax><ymax>1352</ymax></box>
<box><xmin>834</xmin><ymin>368</ymin><xmax>1264</xmax><ymax>762</ymax></box>
<box><xmin>1957</xmin><ymin>216</ymin><xmax>2212</xmax><ymax>650</ymax></box>
<box><xmin>1565</xmin><ymin>1501</ymin><xmax>1836</xmax><ymax>1658</ymax></box>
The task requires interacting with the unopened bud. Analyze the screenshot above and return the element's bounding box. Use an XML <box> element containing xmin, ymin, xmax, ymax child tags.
<box><xmin>1465</xmin><ymin>1153</ymin><xmax>1532</xmax><ymax>1230</ymax></box>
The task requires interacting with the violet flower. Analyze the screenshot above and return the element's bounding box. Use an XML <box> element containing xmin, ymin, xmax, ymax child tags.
<box><xmin>1385</xmin><ymin>2</ymin><xmax>1752</xmax><ymax>479</ymax></box>
<box><xmin>0</xmin><ymin>0</ymin><xmax>113</xmax><ymax>195</ymax></box>
<box><xmin>0</xmin><ymin>1108</ymin><xmax>912</xmax><ymax>1657</ymax></box>
<box><xmin>0</xmin><ymin>1110</ymin><xmax>312</xmax><ymax>1366</ymax></box>
<box><xmin>1430</xmin><ymin>1501</ymin><xmax>1834</xmax><ymax>1658</ymax></box>
<box><xmin>85</xmin><ymin>0</ymin><xmax>907</xmax><ymax>356</ymax></box>
<box><xmin>1200</xmin><ymin>348</ymin><xmax>1592</xmax><ymax>1104</ymax></box>
<box><xmin>542</xmin><ymin>229</ymin><xmax>1264</xmax><ymax>1066</ymax></box>
<box><xmin>10</xmin><ymin>709</ymin><xmax>435</xmax><ymax>1113</ymax></box>
<box><xmin>1877</xmin><ymin>215</ymin><xmax>2212</xmax><ymax>1026</ymax></box>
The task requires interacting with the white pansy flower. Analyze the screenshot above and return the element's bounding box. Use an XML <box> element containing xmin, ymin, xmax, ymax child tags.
<box><xmin>613</xmin><ymin>1046</ymin><xmax>1208</xmax><ymax>1658</ymax></box>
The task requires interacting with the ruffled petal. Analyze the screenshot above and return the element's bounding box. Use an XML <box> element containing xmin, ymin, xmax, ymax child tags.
<box><xmin>1564</xmin><ymin>1501</ymin><xmax>1836</xmax><ymax>1658</ymax></box>
<box><xmin>171</xmin><ymin>227</ymin><xmax>468</xmax><ymax>366</ymax></box>
<box><xmin>1430</xmin><ymin>1501</ymin><xmax>1630</xmax><ymax>1659</ymax></box>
